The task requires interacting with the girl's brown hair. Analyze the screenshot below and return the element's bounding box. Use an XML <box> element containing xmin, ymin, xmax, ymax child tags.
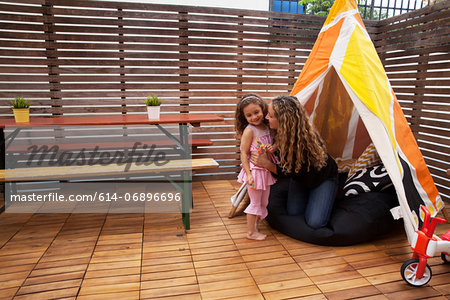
<box><xmin>234</xmin><ymin>93</ymin><xmax>268</xmax><ymax>137</ymax></box>
<box><xmin>271</xmin><ymin>95</ymin><xmax>328</xmax><ymax>173</ymax></box>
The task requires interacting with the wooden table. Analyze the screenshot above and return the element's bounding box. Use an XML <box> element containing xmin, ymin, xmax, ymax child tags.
<box><xmin>0</xmin><ymin>114</ymin><xmax>222</xmax><ymax>154</ymax></box>
<box><xmin>0</xmin><ymin>114</ymin><xmax>224</xmax><ymax>229</ymax></box>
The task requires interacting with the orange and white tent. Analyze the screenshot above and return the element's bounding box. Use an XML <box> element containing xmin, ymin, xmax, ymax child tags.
<box><xmin>290</xmin><ymin>0</ymin><xmax>443</xmax><ymax>233</ymax></box>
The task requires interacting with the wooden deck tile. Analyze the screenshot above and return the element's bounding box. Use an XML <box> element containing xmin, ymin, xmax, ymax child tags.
<box><xmin>78</xmin><ymin>282</ymin><xmax>140</xmax><ymax>296</ymax></box>
<box><xmin>16</xmin><ymin>279</ymin><xmax>82</xmax><ymax>296</ymax></box>
<box><xmin>0</xmin><ymin>287</ymin><xmax>20</xmax><ymax>300</ymax></box>
<box><xmin>141</xmin><ymin>269</ymin><xmax>196</xmax><ymax>281</ymax></box>
<box><xmin>258</xmin><ymin>277</ymin><xmax>314</xmax><ymax>293</ymax></box>
<box><xmin>140</xmin><ymin>276</ymin><xmax>197</xmax><ymax>290</ymax></box>
<box><xmin>197</xmin><ymin>269</ymin><xmax>251</xmax><ymax>284</ymax></box>
<box><xmin>84</xmin><ymin>267</ymin><xmax>141</xmax><ymax>279</ymax></box>
<box><xmin>198</xmin><ymin>277</ymin><xmax>257</xmax><ymax>293</ymax></box>
<box><xmin>309</xmin><ymin>269</ymin><xmax>363</xmax><ymax>285</ymax></box>
<box><xmin>384</xmin><ymin>286</ymin><xmax>442</xmax><ymax>299</ymax></box>
<box><xmin>23</xmin><ymin>271</ymin><xmax>85</xmax><ymax>286</ymax></box>
<box><xmin>81</xmin><ymin>275</ymin><xmax>140</xmax><ymax>288</ymax></box>
<box><xmin>194</xmin><ymin>262</ymin><xmax>249</xmax><ymax>276</ymax></box>
<box><xmin>324</xmin><ymin>285</ymin><xmax>383</xmax><ymax>299</ymax></box>
<box><xmin>77</xmin><ymin>291</ymin><xmax>140</xmax><ymax>300</ymax></box>
<box><xmin>140</xmin><ymin>284</ymin><xmax>200</xmax><ymax>299</ymax></box>
<box><xmin>200</xmin><ymin>285</ymin><xmax>262</xmax><ymax>300</ymax></box>
<box><xmin>252</xmin><ymin>269</ymin><xmax>309</xmax><ymax>285</ymax></box>
<box><xmin>245</xmin><ymin>256</ymin><xmax>296</xmax><ymax>269</ymax></box>
<box><xmin>0</xmin><ymin>179</ymin><xmax>448</xmax><ymax>299</ymax></box>
<box><xmin>263</xmin><ymin>285</ymin><xmax>322</xmax><ymax>300</ymax></box>
<box><xmin>316</xmin><ymin>277</ymin><xmax>372</xmax><ymax>293</ymax></box>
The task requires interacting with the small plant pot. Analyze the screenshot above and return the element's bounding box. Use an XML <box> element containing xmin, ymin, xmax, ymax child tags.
<box><xmin>13</xmin><ymin>108</ymin><xmax>30</xmax><ymax>123</ymax></box>
<box><xmin>147</xmin><ymin>106</ymin><xmax>160</xmax><ymax>119</ymax></box>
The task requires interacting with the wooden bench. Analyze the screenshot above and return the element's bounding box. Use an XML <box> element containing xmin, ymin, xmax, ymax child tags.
<box><xmin>0</xmin><ymin>158</ymin><xmax>219</xmax><ymax>229</ymax></box>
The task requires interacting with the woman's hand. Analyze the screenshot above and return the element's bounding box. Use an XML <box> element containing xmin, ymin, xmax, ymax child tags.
<box><xmin>251</xmin><ymin>151</ymin><xmax>277</xmax><ymax>174</ymax></box>
<box><xmin>262</xmin><ymin>144</ymin><xmax>276</xmax><ymax>153</ymax></box>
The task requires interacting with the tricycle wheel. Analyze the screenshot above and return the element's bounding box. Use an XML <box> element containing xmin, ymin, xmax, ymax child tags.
<box><xmin>401</xmin><ymin>258</ymin><xmax>432</xmax><ymax>287</ymax></box>
<box><xmin>442</xmin><ymin>253</ymin><xmax>450</xmax><ymax>263</ymax></box>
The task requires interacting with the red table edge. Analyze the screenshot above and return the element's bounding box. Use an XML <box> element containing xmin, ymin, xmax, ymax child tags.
<box><xmin>0</xmin><ymin>114</ymin><xmax>224</xmax><ymax>128</ymax></box>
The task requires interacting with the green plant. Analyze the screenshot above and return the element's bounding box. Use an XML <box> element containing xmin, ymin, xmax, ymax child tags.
<box><xmin>299</xmin><ymin>0</ymin><xmax>331</xmax><ymax>16</ymax></box>
<box><xmin>145</xmin><ymin>95</ymin><xmax>163</xmax><ymax>106</ymax></box>
<box><xmin>10</xmin><ymin>96</ymin><xmax>31</xmax><ymax>109</ymax></box>
<box><xmin>298</xmin><ymin>0</ymin><xmax>387</xmax><ymax>19</ymax></box>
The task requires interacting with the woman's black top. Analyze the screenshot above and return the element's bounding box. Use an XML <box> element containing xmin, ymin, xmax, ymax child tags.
<box><xmin>274</xmin><ymin>153</ymin><xmax>337</xmax><ymax>189</ymax></box>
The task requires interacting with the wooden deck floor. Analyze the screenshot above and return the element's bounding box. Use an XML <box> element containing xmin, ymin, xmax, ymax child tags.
<box><xmin>0</xmin><ymin>180</ymin><xmax>449</xmax><ymax>300</ymax></box>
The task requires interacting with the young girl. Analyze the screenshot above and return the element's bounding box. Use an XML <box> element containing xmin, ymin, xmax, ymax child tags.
<box><xmin>235</xmin><ymin>94</ymin><xmax>277</xmax><ymax>241</ymax></box>
<box><xmin>252</xmin><ymin>95</ymin><xmax>338</xmax><ymax>229</ymax></box>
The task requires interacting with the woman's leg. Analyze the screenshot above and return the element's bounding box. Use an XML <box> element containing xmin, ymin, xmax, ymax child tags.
<box><xmin>305</xmin><ymin>175</ymin><xmax>338</xmax><ymax>229</ymax></box>
<box><xmin>286</xmin><ymin>178</ymin><xmax>308</xmax><ymax>215</ymax></box>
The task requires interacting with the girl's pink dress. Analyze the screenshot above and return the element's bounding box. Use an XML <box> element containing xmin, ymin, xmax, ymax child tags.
<box><xmin>237</xmin><ymin>124</ymin><xmax>277</xmax><ymax>190</ymax></box>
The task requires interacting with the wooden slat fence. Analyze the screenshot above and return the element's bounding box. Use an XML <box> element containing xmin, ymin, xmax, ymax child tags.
<box><xmin>0</xmin><ymin>0</ymin><xmax>448</xmax><ymax>202</ymax></box>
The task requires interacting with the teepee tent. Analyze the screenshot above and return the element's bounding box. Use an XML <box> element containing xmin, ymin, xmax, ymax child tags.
<box><xmin>290</xmin><ymin>0</ymin><xmax>444</xmax><ymax>237</ymax></box>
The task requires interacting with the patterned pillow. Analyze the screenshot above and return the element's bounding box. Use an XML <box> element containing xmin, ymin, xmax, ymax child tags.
<box><xmin>343</xmin><ymin>164</ymin><xmax>392</xmax><ymax>198</ymax></box>
<box><xmin>348</xmin><ymin>143</ymin><xmax>381</xmax><ymax>177</ymax></box>
<box><xmin>337</xmin><ymin>159</ymin><xmax>356</xmax><ymax>173</ymax></box>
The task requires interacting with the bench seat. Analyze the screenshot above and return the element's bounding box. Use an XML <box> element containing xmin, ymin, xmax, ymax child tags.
<box><xmin>0</xmin><ymin>158</ymin><xmax>218</xmax><ymax>229</ymax></box>
<box><xmin>0</xmin><ymin>158</ymin><xmax>218</xmax><ymax>182</ymax></box>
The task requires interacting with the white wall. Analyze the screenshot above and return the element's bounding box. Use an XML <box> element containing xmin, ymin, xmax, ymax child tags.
<box><xmin>102</xmin><ymin>0</ymin><xmax>269</xmax><ymax>11</ymax></box>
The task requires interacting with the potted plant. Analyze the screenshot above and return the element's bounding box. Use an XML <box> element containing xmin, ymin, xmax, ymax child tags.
<box><xmin>10</xmin><ymin>96</ymin><xmax>31</xmax><ymax>123</ymax></box>
<box><xmin>145</xmin><ymin>95</ymin><xmax>163</xmax><ymax>119</ymax></box>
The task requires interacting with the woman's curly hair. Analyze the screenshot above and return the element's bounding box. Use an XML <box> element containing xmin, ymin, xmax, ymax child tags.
<box><xmin>271</xmin><ymin>95</ymin><xmax>328</xmax><ymax>173</ymax></box>
<box><xmin>234</xmin><ymin>93</ymin><xmax>268</xmax><ymax>137</ymax></box>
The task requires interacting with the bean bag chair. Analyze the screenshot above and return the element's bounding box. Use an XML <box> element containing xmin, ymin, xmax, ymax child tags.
<box><xmin>266</xmin><ymin>166</ymin><xmax>400</xmax><ymax>246</ymax></box>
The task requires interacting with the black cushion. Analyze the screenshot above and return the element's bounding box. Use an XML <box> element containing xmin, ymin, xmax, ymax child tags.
<box><xmin>343</xmin><ymin>164</ymin><xmax>392</xmax><ymax>198</ymax></box>
<box><xmin>266</xmin><ymin>177</ymin><xmax>399</xmax><ymax>246</ymax></box>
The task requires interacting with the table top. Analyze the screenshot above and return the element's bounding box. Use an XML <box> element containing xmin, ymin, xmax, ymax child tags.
<box><xmin>0</xmin><ymin>114</ymin><xmax>224</xmax><ymax>128</ymax></box>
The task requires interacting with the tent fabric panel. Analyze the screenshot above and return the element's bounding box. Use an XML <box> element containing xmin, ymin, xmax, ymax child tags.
<box><xmin>291</xmin><ymin>18</ymin><xmax>344</xmax><ymax>96</ymax></box>
<box><xmin>291</xmin><ymin>0</ymin><xmax>442</xmax><ymax>227</ymax></box>
<box><xmin>303</xmin><ymin>88</ymin><xmax>318</xmax><ymax>115</ymax></box>
<box><xmin>311</xmin><ymin>69</ymin><xmax>356</xmax><ymax>159</ymax></box>
<box><xmin>353</xmin><ymin>13</ymin><xmax>366</xmax><ymax>30</ymax></box>
<box><xmin>352</xmin><ymin>118</ymin><xmax>371</xmax><ymax>158</ymax></box>
<box><xmin>324</xmin><ymin>0</ymin><xmax>357</xmax><ymax>26</ymax></box>
<box><xmin>339</xmin><ymin>75</ymin><xmax>418</xmax><ymax>227</ymax></box>
<box><xmin>399</xmin><ymin>156</ymin><xmax>431</xmax><ymax>224</ymax></box>
<box><xmin>392</xmin><ymin>99</ymin><xmax>442</xmax><ymax>213</ymax></box>
<box><xmin>339</xmin><ymin>26</ymin><xmax>394</xmax><ymax>147</ymax></box>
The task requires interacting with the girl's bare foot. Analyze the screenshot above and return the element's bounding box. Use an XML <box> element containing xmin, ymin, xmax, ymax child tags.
<box><xmin>247</xmin><ymin>231</ymin><xmax>267</xmax><ymax>241</ymax></box>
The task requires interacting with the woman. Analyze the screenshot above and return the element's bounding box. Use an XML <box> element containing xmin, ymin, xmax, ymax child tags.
<box><xmin>250</xmin><ymin>95</ymin><xmax>338</xmax><ymax>229</ymax></box>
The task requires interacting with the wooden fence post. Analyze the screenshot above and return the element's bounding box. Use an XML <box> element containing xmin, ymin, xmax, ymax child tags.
<box><xmin>43</xmin><ymin>0</ymin><xmax>62</xmax><ymax>116</ymax></box>
<box><xmin>118</xmin><ymin>8</ymin><xmax>127</xmax><ymax>115</ymax></box>
<box><xmin>179</xmin><ymin>11</ymin><xmax>189</xmax><ymax>114</ymax></box>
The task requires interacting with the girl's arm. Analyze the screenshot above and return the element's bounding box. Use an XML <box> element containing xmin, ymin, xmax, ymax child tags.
<box><xmin>240</xmin><ymin>127</ymin><xmax>254</xmax><ymax>186</ymax></box>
